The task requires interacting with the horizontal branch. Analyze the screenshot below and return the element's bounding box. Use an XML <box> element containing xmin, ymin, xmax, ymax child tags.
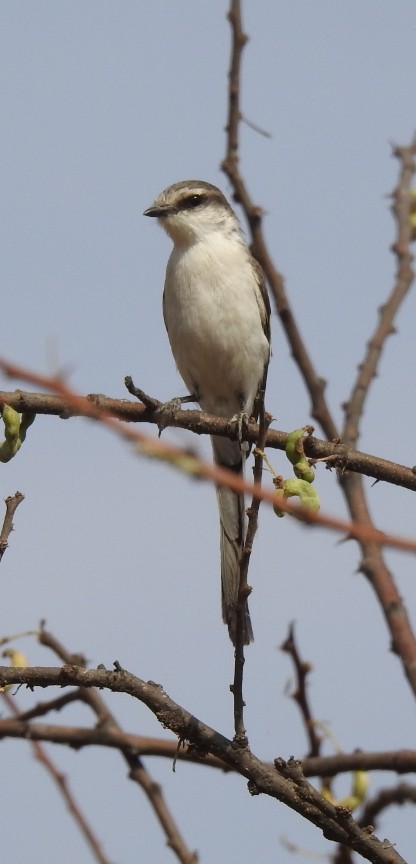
<box><xmin>0</xmin><ymin>715</ymin><xmax>415</xmax><ymax>779</ymax></box>
<box><xmin>0</xmin><ymin>663</ymin><xmax>407</xmax><ymax>864</ymax></box>
<box><xmin>1</xmin><ymin>389</ymin><xmax>415</xmax><ymax>492</ymax></box>
<box><xmin>2</xmin><ymin>368</ymin><xmax>416</xmax><ymax>557</ymax></box>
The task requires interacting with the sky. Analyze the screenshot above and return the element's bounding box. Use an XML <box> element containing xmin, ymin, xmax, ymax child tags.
<box><xmin>1</xmin><ymin>2</ymin><xmax>416</xmax><ymax>862</ymax></box>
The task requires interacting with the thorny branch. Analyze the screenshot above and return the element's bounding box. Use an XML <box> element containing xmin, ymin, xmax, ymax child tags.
<box><xmin>281</xmin><ymin>623</ymin><xmax>322</xmax><ymax>758</ymax></box>
<box><xmin>338</xmin><ymin>139</ymin><xmax>416</xmax><ymax>704</ymax></box>
<box><xmin>223</xmin><ymin>0</ymin><xmax>338</xmax><ymax>440</ymax></box>
<box><xmin>36</xmin><ymin>628</ymin><xmax>197</xmax><ymax>864</ymax></box>
<box><xmin>343</xmin><ymin>142</ymin><xmax>416</xmax><ymax>448</ymax></box>
<box><xmin>2</xmin><ymin>388</ymin><xmax>416</xmax><ymax>492</ymax></box>
<box><xmin>0</xmin><ymin>4</ymin><xmax>415</xmax><ymax>861</ymax></box>
<box><xmin>2</xmin><ymin>369</ymin><xmax>416</xmax><ymax>557</ymax></box>
<box><xmin>231</xmin><ymin>390</ymin><xmax>270</xmax><ymax>744</ymax></box>
<box><xmin>0</xmin><ymin>660</ymin><xmax>408</xmax><ymax>864</ymax></box>
<box><xmin>1</xmin><ymin>689</ymin><xmax>114</xmax><ymax>864</ymax></box>
<box><xmin>0</xmin><ymin>492</ymin><xmax>24</xmax><ymax>563</ymax></box>
<box><xmin>1</xmin><ymin>629</ymin><xmax>415</xmax><ymax>861</ymax></box>
<box><xmin>221</xmin><ymin>0</ymin><xmax>416</xmax><ymax>703</ymax></box>
<box><xmin>0</xmin><ymin>713</ymin><xmax>416</xmax><ymax>778</ymax></box>
<box><xmin>359</xmin><ymin>783</ymin><xmax>416</xmax><ymax>829</ymax></box>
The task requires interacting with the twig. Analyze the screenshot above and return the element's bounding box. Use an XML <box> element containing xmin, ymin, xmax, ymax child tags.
<box><xmin>1</xmin><ymin>690</ymin><xmax>114</xmax><ymax>864</ymax></box>
<box><xmin>0</xmin><ymin>492</ymin><xmax>25</xmax><ymax>563</ymax></box>
<box><xmin>2</xmin><ymin>365</ymin><xmax>416</xmax><ymax>558</ymax></box>
<box><xmin>231</xmin><ymin>390</ymin><xmax>270</xmax><ymax>744</ymax></box>
<box><xmin>359</xmin><ymin>782</ymin><xmax>416</xmax><ymax>827</ymax></box>
<box><xmin>124</xmin><ymin>375</ymin><xmax>161</xmax><ymax>409</ymax></box>
<box><xmin>281</xmin><ymin>623</ymin><xmax>322</xmax><ymax>758</ymax></box>
<box><xmin>240</xmin><ymin>113</ymin><xmax>272</xmax><ymax>139</ymax></box>
<box><xmin>222</xmin><ymin>0</ymin><xmax>416</xmax><ymax>703</ymax></box>
<box><xmin>223</xmin><ymin>0</ymin><xmax>338</xmax><ymax>441</ymax></box>
<box><xmin>38</xmin><ymin>628</ymin><xmax>197</xmax><ymax>864</ymax></box>
<box><xmin>1</xmin><ymin>389</ymin><xmax>416</xmax><ymax>492</ymax></box>
<box><xmin>0</xmin><ymin>661</ymin><xmax>408</xmax><ymax>864</ymax></box>
<box><xmin>10</xmin><ymin>689</ymin><xmax>83</xmax><ymax>722</ymax></box>
<box><xmin>338</xmin><ymin>139</ymin><xmax>416</xmax><ymax>698</ymax></box>
<box><xmin>343</xmin><ymin>138</ymin><xmax>416</xmax><ymax>447</ymax></box>
<box><xmin>1</xmin><ymin>713</ymin><xmax>416</xmax><ymax>779</ymax></box>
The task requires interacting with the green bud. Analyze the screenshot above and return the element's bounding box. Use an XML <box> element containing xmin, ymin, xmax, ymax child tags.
<box><xmin>285</xmin><ymin>428</ymin><xmax>315</xmax><ymax>483</ymax></box>
<box><xmin>274</xmin><ymin>479</ymin><xmax>320</xmax><ymax>518</ymax></box>
<box><xmin>0</xmin><ymin>405</ymin><xmax>35</xmax><ymax>463</ymax></box>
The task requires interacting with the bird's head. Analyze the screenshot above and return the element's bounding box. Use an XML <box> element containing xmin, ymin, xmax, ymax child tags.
<box><xmin>144</xmin><ymin>180</ymin><xmax>239</xmax><ymax>245</ymax></box>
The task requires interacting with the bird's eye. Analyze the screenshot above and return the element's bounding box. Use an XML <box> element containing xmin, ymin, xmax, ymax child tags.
<box><xmin>182</xmin><ymin>194</ymin><xmax>206</xmax><ymax>210</ymax></box>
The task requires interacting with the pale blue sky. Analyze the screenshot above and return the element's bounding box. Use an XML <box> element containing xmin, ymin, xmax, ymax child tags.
<box><xmin>1</xmin><ymin>3</ymin><xmax>416</xmax><ymax>862</ymax></box>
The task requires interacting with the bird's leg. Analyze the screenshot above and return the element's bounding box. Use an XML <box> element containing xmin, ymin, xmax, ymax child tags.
<box><xmin>229</xmin><ymin>411</ymin><xmax>251</xmax><ymax>452</ymax></box>
<box><xmin>156</xmin><ymin>393</ymin><xmax>199</xmax><ymax>434</ymax></box>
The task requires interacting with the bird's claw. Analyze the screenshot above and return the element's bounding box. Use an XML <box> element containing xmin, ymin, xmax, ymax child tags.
<box><xmin>230</xmin><ymin>412</ymin><xmax>250</xmax><ymax>451</ymax></box>
<box><xmin>156</xmin><ymin>394</ymin><xmax>197</xmax><ymax>435</ymax></box>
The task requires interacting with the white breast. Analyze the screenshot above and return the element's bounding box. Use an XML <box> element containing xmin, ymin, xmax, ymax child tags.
<box><xmin>163</xmin><ymin>234</ymin><xmax>269</xmax><ymax>418</ymax></box>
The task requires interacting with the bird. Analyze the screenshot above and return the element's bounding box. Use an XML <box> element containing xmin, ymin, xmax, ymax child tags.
<box><xmin>144</xmin><ymin>180</ymin><xmax>271</xmax><ymax>645</ymax></box>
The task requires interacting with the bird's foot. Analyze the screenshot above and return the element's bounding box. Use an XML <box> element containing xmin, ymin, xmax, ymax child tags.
<box><xmin>156</xmin><ymin>394</ymin><xmax>197</xmax><ymax>435</ymax></box>
<box><xmin>229</xmin><ymin>411</ymin><xmax>250</xmax><ymax>451</ymax></box>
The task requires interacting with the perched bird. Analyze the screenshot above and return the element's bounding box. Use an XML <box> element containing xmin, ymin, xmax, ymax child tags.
<box><xmin>144</xmin><ymin>180</ymin><xmax>271</xmax><ymax>645</ymax></box>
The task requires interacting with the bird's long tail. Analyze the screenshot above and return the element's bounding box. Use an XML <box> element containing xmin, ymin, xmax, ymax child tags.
<box><xmin>211</xmin><ymin>436</ymin><xmax>253</xmax><ymax>646</ymax></box>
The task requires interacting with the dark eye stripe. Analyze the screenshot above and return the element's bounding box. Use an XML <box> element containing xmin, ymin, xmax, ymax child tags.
<box><xmin>179</xmin><ymin>194</ymin><xmax>207</xmax><ymax>210</ymax></box>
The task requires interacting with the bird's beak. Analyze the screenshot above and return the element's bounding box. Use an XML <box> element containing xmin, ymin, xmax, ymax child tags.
<box><xmin>143</xmin><ymin>204</ymin><xmax>174</xmax><ymax>218</ymax></box>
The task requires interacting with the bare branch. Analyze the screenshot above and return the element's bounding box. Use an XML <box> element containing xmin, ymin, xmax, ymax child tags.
<box><xmin>38</xmin><ymin>629</ymin><xmax>197</xmax><ymax>864</ymax></box>
<box><xmin>343</xmin><ymin>137</ymin><xmax>416</xmax><ymax>447</ymax></box>
<box><xmin>223</xmin><ymin>0</ymin><xmax>338</xmax><ymax>440</ymax></box>
<box><xmin>1</xmin><ymin>389</ymin><xmax>416</xmax><ymax>492</ymax></box>
<box><xmin>0</xmin><ymin>492</ymin><xmax>25</xmax><ymax>563</ymax></box>
<box><xmin>2</xmin><ymin>369</ymin><xmax>416</xmax><ymax>559</ymax></box>
<box><xmin>281</xmin><ymin>623</ymin><xmax>322</xmax><ymax>758</ymax></box>
<box><xmin>2</xmin><ymin>691</ymin><xmax>114</xmax><ymax>864</ymax></box>
<box><xmin>1</xmin><ymin>714</ymin><xmax>416</xmax><ymax>779</ymax></box>
<box><xmin>359</xmin><ymin>782</ymin><xmax>416</xmax><ymax>828</ymax></box>
<box><xmin>222</xmin><ymin>0</ymin><xmax>416</xmax><ymax>704</ymax></box>
<box><xmin>231</xmin><ymin>394</ymin><xmax>271</xmax><ymax>743</ymax></box>
<box><xmin>0</xmin><ymin>661</ymin><xmax>408</xmax><ymax>864</ymax></box>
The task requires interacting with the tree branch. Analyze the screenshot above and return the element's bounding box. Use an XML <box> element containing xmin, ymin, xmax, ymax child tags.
<box><xmin>232</xmin><ymin>395</ymin><xmax>270</xmax><ymax>744</ymax></box>
<box><xmin>0</xmin><ymin>661</ymin><xmax>408</xmax><ymax>864</ymax></box>
<box><xmin>359</xmin><ymin>782</ymin><xmax>416</xmax><ymax>828</ymax></box>
<box><xmin>221</xmin><ymin>0</ymin><xmax>416</xmax><ymax>704</ymax></box>
<box><xmin>343</xmin><ymin>138</ymin><xmax>416</xmax><ymax>448</ymax></box>
<box><xmin>36</xmin><ymin>628</ymin><xmax>197</xmax><ymax>864</ymax></box>
<box><xmin>0</xmin><ymin>492</ymin><xmax>25</xmax><ymax>563</ymax></box>
<box><xmin>281</xmin><ymin>623</ymin><xmax>322</xmax><ymax>758</ymax></box>
<box><xmin>338</xmin><ymin>139</ymin><xmax>416</xmax><ymax>698</ymax></box>
<box><xmin>2</xmin><ymin>716</ymin><xmax>416</xmax><ymax>778</ymax></box>
<box><xmin>223</xmin><ymin>0</ymin><xmax>338</xmax><ymax>440</ymax></box>
<box><xmin>2</xmin><ymin>690</ymin><xmax>114</xmax><ymax>864</ymax></box>
<box><xmin>1</xmin><ymin>389</ymin><xmax>416</xmax><ymax>492</ymax></box>
<box><xmin>2</xmin><ymin>371</ymin><xmax>416</xmax><ymax>557</ymax></box>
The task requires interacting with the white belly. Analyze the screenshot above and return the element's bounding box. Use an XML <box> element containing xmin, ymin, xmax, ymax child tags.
<box><xmin>163</xmin><ymin>239</ymin><xmax>269</xmax><ymax>418</ymax></box>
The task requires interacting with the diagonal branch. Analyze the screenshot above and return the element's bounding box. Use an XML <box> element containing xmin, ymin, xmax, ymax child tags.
<box><xmin>339</xmin><ymin>139</ymin><xmax>416</xmax><ymax>697</ymax></box>
<box><xmin>343</xmin><ymin>138</ymin><xmax>416</xmax><ymax>448</ymax></box>
<box><xmin>37</xmin><ymin>628</ymin><xmax>197</xmax><ymax>864</ymax></box>
<box><xmin>221</xmin><ymin>0</ymin><xmax>416</xmax><ymax>703</ymax></box>
<box><xmin>2</xmin><ymin>690</ymin><xmax>114</xmax><ymax>864</ymax></box>
<box><xmin>0</xmin><ymin>661</ymin><xmax>408</xmax><ymax>864</ymax></box>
